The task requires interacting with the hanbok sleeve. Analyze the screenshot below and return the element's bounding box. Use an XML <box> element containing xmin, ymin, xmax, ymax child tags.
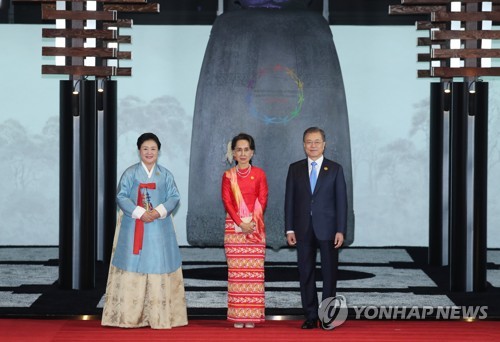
<box><xmin>116</xmin><ymin>167</ymin><xmax>141</xmax><ymax>218</ymax></box>
<box><xmin>159</xmin><ymin>170</ymin><xmax>180</xmax><ymax>216</ymax></box>
<box><xmin>154</xmin><ymin>204</ymin><xmax>167</xmax><ymax>219</ymax></box>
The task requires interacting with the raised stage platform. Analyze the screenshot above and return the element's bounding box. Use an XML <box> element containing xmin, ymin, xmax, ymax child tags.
<box><xmin>1</xmin><ymin>247</ymin><xmax>499</xmax><ymax>319</ymax></box>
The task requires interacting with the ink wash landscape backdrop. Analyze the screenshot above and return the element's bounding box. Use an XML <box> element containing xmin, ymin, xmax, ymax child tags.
<box><xmin>1</xmin><ymin>25</ymin><xmax>499</xmax><ymax>247</ymax></box>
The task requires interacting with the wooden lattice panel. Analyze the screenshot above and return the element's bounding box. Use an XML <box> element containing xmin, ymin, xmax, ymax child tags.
<box><xmin>389</xmin><ymin>0</ymin><xmax>500</xmax><ymax>79</ymax></box>
<box><xmin>13</xmin><ymin>0</ymin><xmax>159</xmax><ymax>77</ymax></box>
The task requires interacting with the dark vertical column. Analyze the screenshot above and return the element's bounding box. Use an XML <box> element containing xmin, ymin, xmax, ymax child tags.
<box><xmin>0</xmin><ymin>0</ymin><xmax>10</xmax><ymax>22</ymax></box>
<box><xmin>102</xmin><ymin>80</ymin><xmax>117</xmax><ymax>264</ymax></box>
<box><xmin>448</xmin><ymin>81</ymin><xmax>488</xmax><ymax>292</ymax></box>
<box><xmin>59</xmin><ymin>80</ymin><xmax>97</xmax><ymax>290</ymax></box>
<box><xmin>96</xmin><ymin>81</ymin><xmax>105</xmax><ymax>262</ymax></box>
<box><xmin>449</xmin><ymin>82</ymin><xmax>468</xmax><ymax>292</ymax></box>
<box><xmin>79</xmin><ymin>80</ymin><xmax>97</xmax><ymax>289</ymax></box>
<box><xmin>428</xmin><ymin>82</ymin><xmax>445</xmax><ymax>266</ymax></box>
<box><xmin>59</xmin><ymin>80</ymin><xmax>74</xmax><ymax>288</ymax></box>
<box><xmin>472</xmin><ymin>82</ymin><xmax>488</xmax><ymax>291</ymax></box>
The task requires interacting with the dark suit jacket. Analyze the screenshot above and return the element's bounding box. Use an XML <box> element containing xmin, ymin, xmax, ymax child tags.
<box><xmin>285</xmin><ymin>157</ymin><xmax>347</xmax><ymax>241</ymax></box>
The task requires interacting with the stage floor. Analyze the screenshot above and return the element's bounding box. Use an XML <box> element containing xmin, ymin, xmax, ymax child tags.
<box><xmin>1</xmin><ymin>246</ymin><xmax>499</xmax><ymax>318</ymax></box>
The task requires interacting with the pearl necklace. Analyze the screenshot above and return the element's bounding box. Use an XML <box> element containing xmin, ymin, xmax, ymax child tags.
<box><xmin>236</xmin><ymin>165</ymin><xmax>252</xmax><ymax>178</ymax></box>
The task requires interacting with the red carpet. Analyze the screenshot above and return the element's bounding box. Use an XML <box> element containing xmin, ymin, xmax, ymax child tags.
<box><xmin>1</xmin><ymin>319</ymin><xmax>499</xmax><ymax>341</ymax></box>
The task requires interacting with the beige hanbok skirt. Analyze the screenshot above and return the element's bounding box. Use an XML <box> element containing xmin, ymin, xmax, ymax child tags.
<box><xmin>101</xmin><ymin>211</ymin><xmax>188</xmax><ymax>329</ymax></box>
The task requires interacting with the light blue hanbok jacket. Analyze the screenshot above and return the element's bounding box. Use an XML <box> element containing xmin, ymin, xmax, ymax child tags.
<box><xmin>112</xmin><ymin>163</ymin><xmax>182</xmax><ymax>274</ymax></box>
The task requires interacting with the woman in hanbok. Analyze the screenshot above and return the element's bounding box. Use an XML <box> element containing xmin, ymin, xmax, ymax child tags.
<box><xmin>221</xmin><ymin>133</ymin><xmax>268</xmax><ymax>328</ymax></box>
<box><xmin>102</xmin><ymin>132</ymin><xmax>188</xmax><ymax>329</ymax></box>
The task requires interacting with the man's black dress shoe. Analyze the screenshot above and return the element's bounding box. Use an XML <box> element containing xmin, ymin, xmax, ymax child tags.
<box><xmin>301</xmin><ymin>319</ymin><xmax>318</xmax><ymax>329</ymax></box>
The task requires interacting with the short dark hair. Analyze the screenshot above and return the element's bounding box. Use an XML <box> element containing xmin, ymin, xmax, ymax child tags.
<box><xmin>137</xmin><ymin>132</ymin><xmax>161</xmax><ymax>150</ymax></box>
<box><xmin>231</xmin><ymin>133</ymin><xmax>256</xmax><ymax>151</ymax></box>
<box><xmin>231</xmin><ymin>132</ymin><xmax>256</xmax><ymax>165</ymax></box>
<box><xmin>303</xmin><ymin>127</ymin><xmax>325</xmax><ymax>142</ymax></box>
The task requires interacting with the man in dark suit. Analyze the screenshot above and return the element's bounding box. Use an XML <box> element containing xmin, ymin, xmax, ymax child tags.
<box><xmin>285</xmin><ymin>126</ymin><xmax>347</xmax><ymax>329</ymax></box>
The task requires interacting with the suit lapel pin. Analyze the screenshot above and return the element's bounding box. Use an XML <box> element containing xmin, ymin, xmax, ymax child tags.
<box><xmin>324</xmin><ymin>166</ymin><xmax>328</xmax><ymax>171</ymax></box>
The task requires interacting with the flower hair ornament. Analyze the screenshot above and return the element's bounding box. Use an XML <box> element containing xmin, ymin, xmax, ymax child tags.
<box><xmin>225</xmin><ymin>140</ymin><xmax>234</xmax><ymax>164</ymax></box>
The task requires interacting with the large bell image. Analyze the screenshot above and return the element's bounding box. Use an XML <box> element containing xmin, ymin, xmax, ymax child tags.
<box><xmin>187</xmin><ymin>1</ymin><xmax>354</xmax><ymax>248</ymax></box>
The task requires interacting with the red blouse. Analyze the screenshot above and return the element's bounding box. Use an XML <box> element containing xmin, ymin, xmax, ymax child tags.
<box><xmin>221</xmin><ymin>166</ymin><xmax>268</xmax><ymax>226</ymax></box>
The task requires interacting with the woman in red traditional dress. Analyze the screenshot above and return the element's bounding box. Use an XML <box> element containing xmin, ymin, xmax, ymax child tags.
<box><xmin>221</xmin><ymin>133</ymin><xmax>268</xmax><ymax>328</ymax></box>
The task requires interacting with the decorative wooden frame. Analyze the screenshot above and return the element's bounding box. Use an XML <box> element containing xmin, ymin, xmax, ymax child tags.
<box><xmin>14</xmin><ymin>0</ymin><xmax>159</xmax><ymax>77</ymax></box>
<box><xmin>389</xmin><ymin>0</ymin><xmax>500</xmax><ymax>79</ymax></box>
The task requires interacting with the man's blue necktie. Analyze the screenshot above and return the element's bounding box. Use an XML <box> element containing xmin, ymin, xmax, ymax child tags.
<box><xmin>310</xmin><ymin>161</ymin><xmax>317</xmax><ymax>192</ymax></box>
